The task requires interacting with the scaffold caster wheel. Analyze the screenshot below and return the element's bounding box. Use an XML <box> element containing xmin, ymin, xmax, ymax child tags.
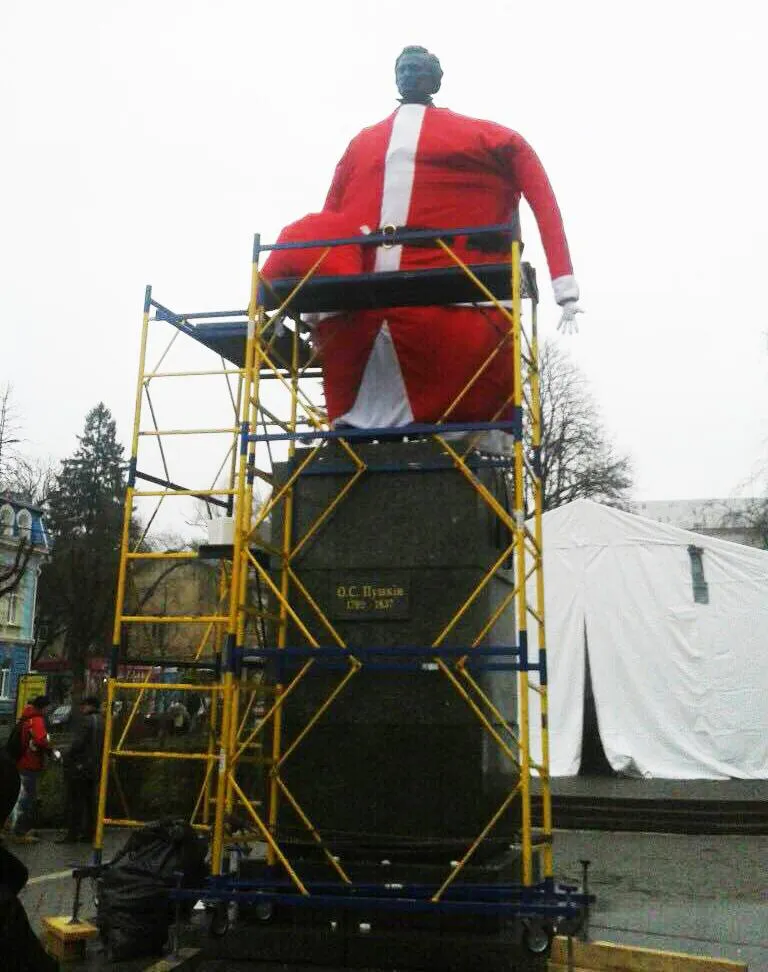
<box><xmin>209</xmin><ymin>903</ymin><xmax>230</xmax><ymax>938</ymax></box>
<box><xmin>558</xmin><ymin>911</ymin><xmax>585</xmax><ymax>938</ymax></box>
<box><xmin>522</xmin><ymin>919</ymin><xmax>553</xmax><ymax>955</ymax></box>
<box><xmin>255</xmin><ymin>901</ymin><xmax>274</xmax><ymax>922</ymax></box>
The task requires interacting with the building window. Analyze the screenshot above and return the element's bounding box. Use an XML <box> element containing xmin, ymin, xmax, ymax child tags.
<box><xmin>0</xmin><ymin>661</ymin><xmax>10</xmax><ymax>699</ymax></box>
<box><xmin>0</xmin><ymin>504</ymin><xmax>13</xmax><ymax>538</ymax></box>
<box><xmin>688</xmin><ymin>545</ymin><xmax>709</xmax><ymax>605</ymax></box>
<box><xmin>0</xmin><ymin>592</ymin><xmax>21</xmax><ymax>627</ymax></box>
<box><xmin>16</xmin><ymin>509</ymin><xmax>32</xmax><ymax>540</ymax></box>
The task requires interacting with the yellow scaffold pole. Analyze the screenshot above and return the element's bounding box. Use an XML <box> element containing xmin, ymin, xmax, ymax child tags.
<box><xmin>510</xmin><ymin>241</ymin><xmax>533</xmax><ymax>886</ymax></box>
<box><xmin>211</xmin><ymin>243</ymin><xmax>260</xmax><ymax>874</ymax></box>
<box><xmin>266</xmin><ymin>247</ymin><xmax>304</xmax><ymax>867</ymax></box>
<box><xmin>94</xmin><ymin>285</ymin><xmax>153</xmax><ymax>861</ymax></box>
<box><xmin>529</xmin><ymin>288</ymin><xmax>553</xmax><ymax>882</ymax></box>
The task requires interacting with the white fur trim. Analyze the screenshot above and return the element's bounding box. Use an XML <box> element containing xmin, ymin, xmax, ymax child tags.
<box><xmin>374</xmin><ymin>105</ymin><xmax>426</xmax><ymax>273</ymax></box>
<box><xmin>303</xmin><ymin>312</ymin><xmax>337</xmax><ymax>326</ymax></box>
<box><xmin>552</xmin><ymin>274</ymin><xmax>579</xmax><ymax>305</ymax></box>
<box><xmin>335</xmin><ymin>322</ymin><xmax>413</xmax><ymax>428</ymax></box>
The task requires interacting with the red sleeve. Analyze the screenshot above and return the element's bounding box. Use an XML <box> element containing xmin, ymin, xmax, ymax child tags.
<box><xmin>324</xmin><ymin>145</ymin><xmax>352</xmax><ymax>213</ymax></box>
<box><xmin>29</xmin><ymin>714</ymin><xmax>52</xmax><ymax>751</ymax></box>
<box><xmin>503</xmin><ymin>130</ymin><xmax>574</xmax><ymax>283</ymax></box>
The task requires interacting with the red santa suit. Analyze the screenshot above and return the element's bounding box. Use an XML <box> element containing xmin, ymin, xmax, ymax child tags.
<box><xmin>314</xmin><ymin>103</ymin><xmax>578</xmax><ymax>428</ymax></box>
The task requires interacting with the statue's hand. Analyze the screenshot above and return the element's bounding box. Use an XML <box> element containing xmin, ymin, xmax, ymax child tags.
<box><xmin>557</xmin><ymin>300</ymin><xmax>583</xmax><ymax>335</ymax></box>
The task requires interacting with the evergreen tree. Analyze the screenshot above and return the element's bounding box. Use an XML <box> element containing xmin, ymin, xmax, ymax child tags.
<box><xmin>37</xmin><ymin>403</ymin><xmax>127</xmax><ymax>685</ymax></box>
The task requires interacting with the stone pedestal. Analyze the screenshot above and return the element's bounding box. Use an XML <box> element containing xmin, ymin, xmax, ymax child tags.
<box><xmin>227</xmin><ymin>847</ymin><xmax>538</xmax><ymax>972</ymax></box>
<box><xmin>224</xmin><ymin>440</ymin><xmax>530</xmax><ymax>970</ymax></box>
<box><xmin>267</xmin><ymin>440</ymin><xmax>520</xmax><ymax>847</ymax></box>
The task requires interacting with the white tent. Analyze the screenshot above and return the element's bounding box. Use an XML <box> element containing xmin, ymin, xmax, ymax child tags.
<box><xmin>530</xmin><ymin>499</ymin><xmax>768</xmax><ymax>779</ymax></box>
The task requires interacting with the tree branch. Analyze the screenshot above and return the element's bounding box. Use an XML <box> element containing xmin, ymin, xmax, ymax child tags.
<box><xmin>0</xmin><ymin>536</ymin><xmax>33</xmax><ymax>599</ymax></box>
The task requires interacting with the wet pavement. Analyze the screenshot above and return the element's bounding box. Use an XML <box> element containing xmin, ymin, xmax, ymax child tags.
<box><xmin>8</xmin><ymin>828</ymin><xmax>768</xmax><ymax>970</ymax></box>
<box><xmin>8</xmin><ymin>830</ymin><xmax>148</xmax><ymax>970</ymax></box>
<box><xmin>555</xmin><ymin>831</ymin><xmax>768</xmax><ymax>969</ymax></box>
<box><xmin>15</xmin><ymin>830</ymin><xmax>123</xmax><ymax>926</ymax></box>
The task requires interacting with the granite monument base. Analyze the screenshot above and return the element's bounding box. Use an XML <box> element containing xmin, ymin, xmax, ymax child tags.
<box><xmin>268</xmin><ymin>440</ymin><xmax>520</xmax><ymax>846</ymax></box>
<box><xmin>211</xmin><ymin>845</ymin><xmax>540</xmax><ymax>972</ymax></box>
<box><xmin>255</xmin><ymin>440</ymin><xmax>529</xmax><ymax>969</ymax></box>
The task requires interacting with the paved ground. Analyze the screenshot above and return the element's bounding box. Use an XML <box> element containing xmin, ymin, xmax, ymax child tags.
<box><xmin>544</xmin><ymin>775</ymin><xmax>768</xmax><ymax>802</ymax></box>
<box><xmin>555</xmin><ymin>831</ymin><xmax>768</xmax><ymax>970</ymax></box>
<box><xmin>10</xmin><ymin>828</ymin><xmax>768</xmax><ymax>970</ymax></box>
<box><xmin>15</xmin><ymin>830</ymin><xmax>124</xmax><ymax>927</ymax></box>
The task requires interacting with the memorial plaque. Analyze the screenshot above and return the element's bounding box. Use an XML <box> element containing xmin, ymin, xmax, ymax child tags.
<box><xmin>330</xmin><ymin>573</ymin><xmax>410</xmax><ymax>620</ymax></box>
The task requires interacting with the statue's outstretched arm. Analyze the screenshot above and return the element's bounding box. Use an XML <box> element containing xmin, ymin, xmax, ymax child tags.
<box><xmin>506</xmin><ymin>131</ymin><xmax>583</xmax><ymax>333</ymax></box>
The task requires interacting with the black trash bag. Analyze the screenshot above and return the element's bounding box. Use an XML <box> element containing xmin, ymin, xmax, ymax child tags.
<box><xmin>96</xmin><ymin>818</ymin><xmax>208</xmax><ymax>962</ymax></box>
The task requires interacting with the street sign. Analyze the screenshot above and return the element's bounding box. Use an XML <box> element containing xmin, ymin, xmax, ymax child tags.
<box><xmin>15</xmin><ymin>672</ymin><xmax>48</xmax><ymax>720</ymax></box>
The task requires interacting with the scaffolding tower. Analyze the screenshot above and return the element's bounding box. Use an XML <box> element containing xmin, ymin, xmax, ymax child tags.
<box><xmin>94</xmin><ymin>225</ymin><xmax>588</xmax><ymax>952</ymax></box>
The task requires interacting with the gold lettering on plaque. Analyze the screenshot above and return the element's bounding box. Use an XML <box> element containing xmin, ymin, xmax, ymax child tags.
<box><xmin>333</xmin><ymin>577</ymin><xmax>408</xmax><ymax>618</ymax></box>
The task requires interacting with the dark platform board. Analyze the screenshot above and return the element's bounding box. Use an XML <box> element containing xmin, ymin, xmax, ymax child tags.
<box><xmin>155</xmin><ymin>262</ymin><xmax>535</xmax><ymax>370</ymax></box>
<box><xmin>258</xmin><ymin>261</ymin><xmax>535</xmax><ymax>313</ymax></box>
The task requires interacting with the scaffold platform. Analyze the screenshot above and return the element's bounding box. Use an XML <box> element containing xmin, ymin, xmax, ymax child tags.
<box><xmin>92</xmin><ymin>224</ymin><xmax>590</xmax><ymax>964</ymax></box>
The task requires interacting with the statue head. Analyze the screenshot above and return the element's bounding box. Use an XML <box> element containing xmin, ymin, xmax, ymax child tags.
<box><xmin>395</xmin><ymin>46</ymin><xmax>443</xmax><ymax>104</ymax></box>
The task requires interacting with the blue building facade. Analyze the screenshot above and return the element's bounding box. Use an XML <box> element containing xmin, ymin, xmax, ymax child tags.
<box><xmin>0</xmin><ymin>495</ymin><xmax>49</xmax><ymax>718</ymax></box>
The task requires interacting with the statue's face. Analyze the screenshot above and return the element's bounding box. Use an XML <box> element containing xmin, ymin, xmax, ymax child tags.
<box><xmin>395</xmin><ymin>51</ymin><xmax>436</xmax><ymax>103</ymax></box>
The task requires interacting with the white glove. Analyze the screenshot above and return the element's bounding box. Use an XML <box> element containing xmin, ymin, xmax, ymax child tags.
<box><xmin>52</xmin><ymin>749</ymin><xmax>62</xmax><ymax>762</ymax></box>
<box><xmin>557</xmin><ymin>300</ymin><xmax>583</xmax><ymax>335</ymax></box>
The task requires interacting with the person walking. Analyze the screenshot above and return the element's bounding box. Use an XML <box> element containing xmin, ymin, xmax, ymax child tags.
<box><xmin>10</xmin><ymin>695</ymin><xmax>60</xmax><ymax>842</ymax></box>
<box><xmin>58</xmin><ymin>696</ymin><xmax>104</xmax><ymax>844</ymax></box>
<box><xmin>0</xmin><ymin>752</ymin><xmax>59</xmax><ymax>970</ymax></box>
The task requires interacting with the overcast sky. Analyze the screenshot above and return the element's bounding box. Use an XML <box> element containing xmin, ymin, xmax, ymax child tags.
<box><xmin>2</xmin><ymin>1</ymin><xmax>767</xmax><ymax>527</ymax></box>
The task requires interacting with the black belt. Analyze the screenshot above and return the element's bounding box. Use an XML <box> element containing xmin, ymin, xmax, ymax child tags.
<box><xmin>377</xmin><ymin>224</ymin><xmax>516</xmax><ymax>253</ymax></box>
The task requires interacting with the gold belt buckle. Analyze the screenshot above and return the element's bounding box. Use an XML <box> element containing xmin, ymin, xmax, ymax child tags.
<box><xmin>381</xmin><ymin>224</ymin><xmax>397</xmax><ymax>249</ymax></box>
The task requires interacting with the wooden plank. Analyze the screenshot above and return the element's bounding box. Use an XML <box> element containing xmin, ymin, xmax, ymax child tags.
<box><xmin>549</xmin><ymin>964</ymin><xmax>600</xmax><ymax>972</ymax></box>
<box><xmin>41</xmin><ymin>916</ymin><xmax>98</xmax><ymax>939</ymax></box>
<box><xmin>549</xmin><ymin>966</ymin><xmax>747</xmax><ymax>972</ymax></box>
<box><xmin>142</xmin><ymin>947</ymin><xmax>202</xmax><ymax>971</ymax></box>
<box><xmin>42</xmin><ymin>916</ymin><xmax>98</xmax><ymax>963</ymax></box>
<box><xmin>549</xmin><ymin>937</ymin><xmax>747</xmax><ymax>972</ymax></box>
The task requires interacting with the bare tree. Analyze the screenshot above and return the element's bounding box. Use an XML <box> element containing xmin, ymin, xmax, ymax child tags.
<box><xmin>2</xmin><ymin>455</ymin><xmax>58</xmax><ymax>507</ymax></box>
<box><xmin>747</xmin><ymin>503</ymin><xmax>768</xmax><ymax>549</ymax></box>
<box><xmin>534</xmin><ymin>340</ymin><xmax>633</xmax><ymax>511</ymax></box>
<box><xmin>0</xmin><ymin>538</ymin><xmax>33</xmax><ymax>600</ymax></box>
<box><xmin>0</xmin><ymin>384</ymin><xmax>23</xmax><ymax>487</ymax></box>
<box><xmin>0</xmin><ymin>387</ymin><xmax>44</xmax><ymax>600</ymax></box>
<box><xmin>721</xmin><ymin>497</ymin><xmax>768</xmax><ymax>549</ymax></box>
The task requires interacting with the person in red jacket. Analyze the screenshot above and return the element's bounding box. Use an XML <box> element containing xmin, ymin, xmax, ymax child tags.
<box><xmin>10</xmin><ymin>695</ymin><xmax>60</xmax><ymax>841</ymax></box>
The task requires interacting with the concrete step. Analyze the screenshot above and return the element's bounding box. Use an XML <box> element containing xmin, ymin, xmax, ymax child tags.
<box><xmin>532</xmin><ymin>795</ymin><xmax>768</xmax><ymax>834</ymax></box>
